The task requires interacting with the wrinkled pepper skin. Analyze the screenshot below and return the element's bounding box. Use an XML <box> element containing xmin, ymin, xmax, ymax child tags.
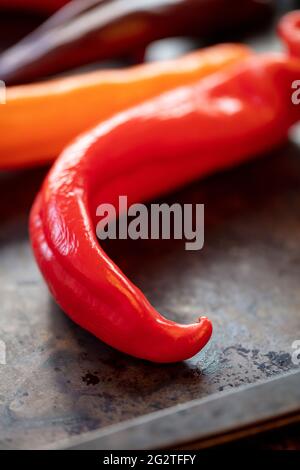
<box><xmin>0</xmin><ymin>0</ymin><xmax>273</xmax><ymax>85</ymax></box>
<box><xmin>0</xmin><ymin>44</ymin><xmax>251</xmax><ymax>168</ymax></box>
<box><xmin>0</xmin><ymin>0</ymin><xmax>69</xmax><ymax>13</ymax></box>
<box><xmin>30</xmin><ymin>53</ymin><xmax>300</xmax><ymax>363</ymax></box>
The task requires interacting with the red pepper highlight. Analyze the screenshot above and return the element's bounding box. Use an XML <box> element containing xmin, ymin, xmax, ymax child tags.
<box><xmin>30</xmin><ymin>45</ymin><xmax>300</xmax><ymax>362</ymax></box>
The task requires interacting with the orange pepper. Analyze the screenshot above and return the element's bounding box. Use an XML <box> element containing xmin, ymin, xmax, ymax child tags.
<box><xmin>0</xmin><ymin>44</ymin><xmax>251</xmax><ymax>169</ymax></box>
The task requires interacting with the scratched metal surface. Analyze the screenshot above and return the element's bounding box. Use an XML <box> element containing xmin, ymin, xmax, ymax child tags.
<box><xmin>0</xmin><ymin>1</ymin><xmax>300</xmax><ymax>450</ymax></box>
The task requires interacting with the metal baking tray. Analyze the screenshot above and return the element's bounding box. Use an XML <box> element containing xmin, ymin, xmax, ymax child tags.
<box><xmin>0</xmin><ymin>1</ymin><xmax>300</xmax><ymax>450</ymax></box>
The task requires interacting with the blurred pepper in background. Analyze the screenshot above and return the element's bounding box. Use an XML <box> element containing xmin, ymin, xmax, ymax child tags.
<box><xmin>0</xmin><ymin>44</ymin><xmax>251</xmax><ymax>168</ymax></box>
<box><xmin>0</xmin><ymin>0</ymin><xmax>69</xmax><ymax>14</ymax></box>
<box><xmin>278</xmin><ymin>9</ymin><xmax>300</xmax><ymax>57</ymax></box>
<box><xmin>29</xmin><ymin>18</ymin><xmax>300</xmax><ymax>361</ymax></box>
<box><xmin>0</xmin><ymin>0</ymin><xmax>273</xmax><ymax>85</ymax></box>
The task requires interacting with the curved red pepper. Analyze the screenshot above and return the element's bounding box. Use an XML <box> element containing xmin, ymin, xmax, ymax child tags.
<box><xmin>30</xmin><ymin>47</ymin><xmax>300</xmax><ymax>362</ymax></box>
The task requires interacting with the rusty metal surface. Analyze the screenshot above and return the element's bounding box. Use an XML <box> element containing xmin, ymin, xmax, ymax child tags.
<box><xmin>0</xmin><ymin>141</ymin><xmax>300</xmax><ymax>449</ymax></box>
<box><xmin>57</xmin><ymin>370</ymin><xmax>300</xmax><ymax>450</ymax></box>
<box><xmin>0</xmin><ymin>0</ymin><xmax>300</xmax><ymax>450</ymax></box>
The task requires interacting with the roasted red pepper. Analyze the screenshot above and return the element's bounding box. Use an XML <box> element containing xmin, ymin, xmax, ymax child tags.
<box><xmin>0</xmin><ymin>0</ymin><xmax>273</xmax><ymax>85</ymax></box>
<box><xmin>26</xmin><ymin>1</ymin><xmax>115</xmax><ymax>32</ymax></box>
<box><xmin>29</xmin><ymin>25</ymin><xmax>300</xmax><ymax>362</ymax></box>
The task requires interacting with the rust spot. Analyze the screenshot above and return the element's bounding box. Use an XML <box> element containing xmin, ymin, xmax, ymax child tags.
<box><xmin>82</xmin><ymin>372</ymin><xmax>100</xmax><ymax>386</ymax></box>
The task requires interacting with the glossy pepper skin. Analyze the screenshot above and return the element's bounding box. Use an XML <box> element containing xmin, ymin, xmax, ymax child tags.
<box><xmin>0</xmin><ymin>44</ymin><xmax>251</xmax><ymax>168</ymax></box>
<box><xmin>0</xmin><ymin>0</ymin><xmax>273</xmax><ymax>85</ymax></box>
<box><xmin>30</xmin><ymin>51</ymin><xmax>300</xmax><ymax>363</ymax></box>
<box><xmin>0</xmin><ymin>0</ymin><xmax>69</xmax><ymax>13</ymax></box>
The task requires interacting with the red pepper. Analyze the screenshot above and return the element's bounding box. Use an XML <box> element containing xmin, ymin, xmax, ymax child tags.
<box><xmin>278</xmin><ymin>10</ymin><xmax>300</xmax><ymax>59</ymax></box>
<box><xmin>29</xmin><ymin>18</ymin><xmax>300</xmax><ymax>363</ymax></box>
<box><xmin>29</xmin><ymin>58</ymin><xmax>300</xmax><ymax>362</ymax></box>
<box><xmin>0</xmin><ymin>0</ymin><xmax>273</xmax><ymax>85</ymax></box>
